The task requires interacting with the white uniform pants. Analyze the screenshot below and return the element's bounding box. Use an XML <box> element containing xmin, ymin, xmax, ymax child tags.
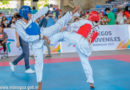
<box><xmin>50</xmin><ymin>31</ymin><xmax>94</xmax><ymax>83</ymax></box>
<box><xmin>32</xmin><ymin>12</ymin><xmax>73</xmax><ymax>83</ymax></box>
<box><xmin>32</xmin><ymin>47</ymin><xmax>44</xmax><ymax>82</ymax></box>
<box><xmin>76</xmin><ymin>48</ymin><xmax>94</xmax><ymax>83</ymax></box>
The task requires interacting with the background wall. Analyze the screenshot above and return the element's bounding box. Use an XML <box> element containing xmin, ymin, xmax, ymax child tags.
<box><xmin>60</xmin><ymin>0</ymin><xmax>107</xmax><ymax>12</ymax></box>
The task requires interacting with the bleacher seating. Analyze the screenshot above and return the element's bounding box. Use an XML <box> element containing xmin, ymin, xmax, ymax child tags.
<box><xmin>90</xmin><ymin>0</ymin><xmax>130</xmax><ymax>12</ymax></box>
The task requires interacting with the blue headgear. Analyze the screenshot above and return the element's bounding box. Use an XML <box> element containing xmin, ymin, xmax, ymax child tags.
<box><xmin>19</xmin><ymin>5</ymin><xmax>32</xmax><ymax>20</ymax></box>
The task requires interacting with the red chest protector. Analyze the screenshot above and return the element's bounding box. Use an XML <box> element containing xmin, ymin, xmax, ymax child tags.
<box><xmin>77</xmin><ymin>24</ymin><xmax>92</xmax><ymax>38</ymax></box>
<box><xmin>88</xmin><ymin>31</ymin><xmax>99</xmax><ymax>43</ymax></box>
<box><xmin>77</xmin><ymin>24</ymin><xmax>99</xmax><ymax>43</ymax></box>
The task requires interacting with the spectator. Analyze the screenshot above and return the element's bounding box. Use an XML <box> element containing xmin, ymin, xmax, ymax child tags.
<box><xmin>1</xmin><ymin>16</ymin><xmax>6</xmax><ymax>21</ymax></box>
<box><xmin>1</xmin><ymin>17</ymin><xmax>10</xmax><ymax>28</ymax></box>
<box><xmin>124</xmin><ymin>15</ymin><xmax>127</xmax><ymax>24</ymax></box>
<box><xmin>0</xmin><ymin>13</ymin><xmax>3</xmax><ymax>22</ymax></box>
<box><xmin>9</xmin><ymin>12</ymin><xmax>34</xmax><ymax>73</ymax></box>
<box><xmin>101</xmin><ymin>15</ymin><xmax>108</xmax><ymax>25</ymax></box>
<box><xmin>0</xmin><ymin>25</ymin><xmax>8</xmax><ymax>53</ymax></box>
<box><xmin>105</xmin><ymin>8</ymin><xmax>115</xmax><ymax>25</ymax></box>
<box><xmin>127</xmin><ymin>17</ymin><xmax>130</xmax><ymax>24</ymax></box>
<box><xmin>123</xmin><ymin>6</ymin><xmax>130</xmax><ymax>20</ymax></box>
<box><xmin>14</xmin><ymin>13</ymin><xmax>21</xmax><ymax>20</ymax></box>
<box><xmin>8</xmin><ymin>13</ymin><xmax>21</xmax><ymax>28</ymax></box>
<box><xmin>31</xmin><ymin>6</ymin><xmax>38</xmax><ymax>14</ymax></box>
<box><xmin>56</xmin><ymin>9</ymin><xmax>62</xmax><ymax>20</ymax></box>
<box><xmin>80</xmin><ymin>11</ymin><xmax>86</xmax><ymax>19</ymax></box>
<box><xmin>39</xmin><ymin>15</ymin><xmax>47</xmax><ymax>28</ymax></box>
<box><xmin>54</xmin><ymin>5</ymin><xmax>60</xmax><ymax>19</ymax></box>
<box><xmin>9</xmin><ymin>16</ymin><xmax>17</xmax><ymax>28</ymax></box>
<box><xmin>116</xmin><ymin>9</ymin><xmax>124</xmax><ymax>24</ymax></box>
<box><xmin>74</xmin><ymin>17</ymin><xmax>80</xmax><ymax>22</ymax></box>
<box><xmin>99</xmin><ymin>12</ymin><xmax>105</xmax><ymax>25</ymax></box>
<box><xmin>46</xmin><ymin>12</ymin><xmax>56</xmax><ymax>27</ymax></box>
<box><xmin>106</xmin><ymin>0</ymin><xmax>115</xmax><ymax>3</ymax></box>
<box><xmin>85</xmin><ymin>11</ymin><xmax>89</xmax><ymax>19</ymax></box>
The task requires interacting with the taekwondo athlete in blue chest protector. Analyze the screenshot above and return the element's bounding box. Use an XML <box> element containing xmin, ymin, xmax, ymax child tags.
<box><xmin>13</xmin><ymin>5</ymin><xmax>80</xmax><ymax>90</ymax></box>
<box><xmin>49</xmin><ymin>11</ymin><xmax>100</xmax><ymax>89</ymax></box>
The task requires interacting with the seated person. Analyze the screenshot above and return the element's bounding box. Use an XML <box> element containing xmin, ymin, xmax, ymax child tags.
<box><xmin>0</xmin><ymin>25</ymin><xmax>8</xmax><ymax>53</ymax></box>
<box><xmin>1</xmin><ymin>17</ymin><xmax>10</xmax><ymax>28</ymax></box>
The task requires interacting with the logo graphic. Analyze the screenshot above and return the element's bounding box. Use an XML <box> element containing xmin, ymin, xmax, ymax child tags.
<box><xmin>117</xmin><ymin>40</ymin><xmax>130</xmax><ymax>49</ymax></box>
<box><xmin>46</xmin><ymin>43</ymin><xmax>61</xmax><ymax>54</ymax></box>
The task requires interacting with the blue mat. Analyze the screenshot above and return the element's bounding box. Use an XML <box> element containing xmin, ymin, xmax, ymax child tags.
<box><xmin>0</xmin><ymin>59</ymin><xmax>130</xmax><ymax>90</ymax></box>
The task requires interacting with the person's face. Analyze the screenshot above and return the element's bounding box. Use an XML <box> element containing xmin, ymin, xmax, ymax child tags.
<box><xmin>28</xmin><ymin>13</ymin><xmax>31</xmax><ymax>20</ymax></box>
<box><xmin>49</xmin><ymin>14</ymin><xmax>53</xmax><ymax>17</ymax></box>
<box><xmin>104</xmin><ymin>16</ymin><xmax>107</xmax><ymax>18</ymax></box>
<box><xmin>12</xmin><ymin>17</ymin><xmax>16</xmax><ymax>22</ymax></box>
<box><xmin>82</xmin><ymin>15</ymin><xmax>86</xmax><ymax>19</ymax></box>
<box><xmin>106</xmin><ymin>10</ymin><xmax>110</xmax><ymax>14</ymax></box>
<box><xmin>74</xmin><ymin>19</ymin><xmax>79</xmax><ymax>22</ymax></box>
<box><xmin>4</xmin><ymin>20</ymin><xmax>8</xmax><ymax>24</ymax></box>
<box><xmin>3</xmin><ymin>17</ymin><xmax>6</xmax><ymax>21</ymax></box>
<box><xmin>128</xmin><ymin>18</ymin><xmax>130</xmax><ymax>21</ymax></box>
<box><xmin>56</xmin><ymin>5</ymin><xmax>58</xmax><ymax>9</ymax></box>
<box><xmin>100</xmin><ymin>13</ymin><xmax>103</xmax><ymax>17</ymax></box>
<box><xmin>74</xmin><ymin>17</ymin><xmax>79</xmax><ymax>22</ymax></box>
<box><xmin>0</xmin><ymin>27</ymin><xmax>3</xmax><ymax>33</ymax></box>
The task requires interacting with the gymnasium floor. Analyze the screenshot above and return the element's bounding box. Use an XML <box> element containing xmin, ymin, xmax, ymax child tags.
<box><xmin>0</xmin><ymin>50</ymin><xmax>130</xmax><ymax>90</ymax></box>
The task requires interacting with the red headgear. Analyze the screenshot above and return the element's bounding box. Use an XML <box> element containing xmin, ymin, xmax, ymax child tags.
<box><xmin>88</xmin><ymin>11</ymin><xmax>100</xmax><ymax>22</ymax></box>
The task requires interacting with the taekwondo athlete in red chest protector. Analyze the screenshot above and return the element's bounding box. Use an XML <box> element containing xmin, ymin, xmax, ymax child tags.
<box><xmin>49</xmin><ymin>11</ymin><xmax>100</xmax><ymax>88</ymax></box>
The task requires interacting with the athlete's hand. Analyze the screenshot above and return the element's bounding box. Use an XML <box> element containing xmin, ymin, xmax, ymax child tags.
<box><xmin>61</xmin><ymin>26</ymin><xmax>67</xmax><ymax>31</ymax></box>
<box><xmin>16</xmin><ymin>42</ymin><xmax>20</xmax><ymax>48</ymax></box>
<box><xmin>72</xmin><ymin>6</ymin><xmax>80</xmax><ymax>15</ymax></box>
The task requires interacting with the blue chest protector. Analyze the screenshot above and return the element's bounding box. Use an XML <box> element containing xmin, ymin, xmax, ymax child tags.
<box><xmin>25</xmin><ymin>22</ymin><xmax>40</xmax><ymax>35</ymax></box>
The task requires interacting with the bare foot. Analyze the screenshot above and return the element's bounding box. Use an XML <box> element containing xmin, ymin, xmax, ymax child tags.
<box><xmin>90</xmin><ymin>83</ymin><xmax>95</xmax><ymax>88</ymax></box>
<box><xmin>37</xmin><ymin>82</ymin><xmax>42</xmax><ymax>90</ymax></box>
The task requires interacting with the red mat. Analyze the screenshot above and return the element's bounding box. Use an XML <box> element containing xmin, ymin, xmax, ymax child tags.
<box><xmin>0</xmin><ymin>55</ymin><xmax>130</xmax><ymax>66</ymax></box>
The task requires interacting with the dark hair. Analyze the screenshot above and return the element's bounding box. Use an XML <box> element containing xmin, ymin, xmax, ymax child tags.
<box><xmin>14</xmin><ymin>13</ymin><xmax>21</xmax><ymax>20</ymax></box>
<box><xmin>117</xmin><ymin>8</ymin><xmax>122</xmax><ymax>12</ymax></box>
<box><xmin>0</xmin><ymin>25</ymin><xmax>4</xmax><ymax>31</ymax></box>
<box><xmin>33</xmin><ymin>6</ymin><xmax>36</xmax><ymax>10</ymax></box>
<box><xmin>50</xmin><ymin>4</ymin><xmax>53</xmax><ymax>8</ymax></box>
<box><xmin>105</xmin><ymin>8</ymin><xmax>110</xmax><ymax>12</ymax></box>
<box><xmin>87</xmin><ymin>11</ymin><xmax>89</xmax><ymax>14</ymax></box>
<box><xmin>124</xmin><ymin>6</ymin><xmax>130</xmax><ymax>13</ymax></box>
<box><xmin>74</xmin><ymin>17</ymin><xmax>79</xmax><ymax>22</ymax></box>
<box><xmin>2</xmin><ymin>16</ymin><xmax>6</xmax><ymax>21</ymax></box>
<box><xmin>80</xmin><ymin>12</ymin><xmax>86</xmax><ymax>18</ymax></box>
<box><xmin>0</xmin><ymin>25</ymin><xmax>4</xmax><ymax>28</ymax></box>
<box><xmin>124</xmin><ymin>6</ymin><xmax>129</xmax><ymax>11</ymax></box>
<box><xmin>104</xmin><ymin>14</ymin><xmax>107</xmax><ymax>17</ymax></box>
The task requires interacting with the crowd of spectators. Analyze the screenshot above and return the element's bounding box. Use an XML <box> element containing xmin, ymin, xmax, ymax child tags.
<box><xmin>0</xmin><ymin>2</ymin><xmax>130</xmax><ymax>52</ymax></box>
<box><xmin>0</xmin><ymin>3</ymin><xmax>130</xmax><ymax>30</ymax></box>
<box><xmin>0</xmin><ymin>5</ymin><xmax>62</xmax><ymax>55</ymax></box>
<box><xmin>99</xmin><ymin>6</ymin><xmax>130</xmax><ymax>25</ymax></box>
<box><xmin>0</xmin><ymin>1</ymin><xmax>129</xmax><ymax>55</ymax></box>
